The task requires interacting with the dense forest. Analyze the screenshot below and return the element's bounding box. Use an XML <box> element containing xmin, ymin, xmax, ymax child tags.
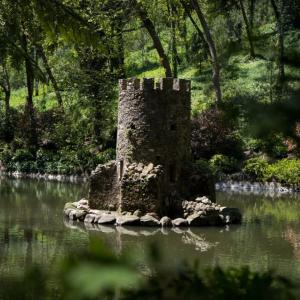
<box><xmin>0</xmin><ymin>0</ymin><xmax>299</xmax><ymax>183</ymax></box>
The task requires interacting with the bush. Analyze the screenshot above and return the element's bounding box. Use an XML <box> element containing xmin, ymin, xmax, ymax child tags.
<box><xmin>209</xmin><ymin>154</ymin><xmax>239</xmax><ymax>177</ymax></box>
<box><xmin>0</xmin><ymin>146</ymin><xmax>116</xmax><ymax>175</ymax></box>
<box><xmin>191</xmin><ymin>107</ymin><xmax>243</xmax><ymax>160</ymax></box>
<box><xmin>267</xmin><ymin>159</ymin><xmax>300</xmax><ymax>185</ymax></box>
<box><xmin>243</xmin><ymin>157</ymin><xmax>300</xmax><ymax>185</ymax></box>
<box><xmin>242</xmin><ymin>157</ymin><xmax>269</xmax><ymax>181</ymax></box>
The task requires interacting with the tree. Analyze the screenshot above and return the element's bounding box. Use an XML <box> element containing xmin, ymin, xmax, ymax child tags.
<box><xmin>189</xmin><ymin>0</ymin><xmax>222</xmax><ymax>104</ymax></box>
<box><xmin>270</xmin><ymin>0</ymin><xmax>285</xmax><ymax>83</ymax></box>
<box><xmin>238</xmin><ymin>0</ymin><xmax>256</xmax><ymax>58</ymax></box>
<box><xmin>38</xmin><ymin>45</ymin><xmax>64</xmax><ymax>109</ymax></box>
<box><xmin>132</xmin><ymin>0</ymin><xmax>173</xmax><ymax>77</ymax></box>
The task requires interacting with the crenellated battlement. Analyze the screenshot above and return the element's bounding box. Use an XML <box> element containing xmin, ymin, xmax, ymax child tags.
<box><xmin>119</xmin><ymin>78</ymin><xmax>191</xmax><ymax>92</ymax></box>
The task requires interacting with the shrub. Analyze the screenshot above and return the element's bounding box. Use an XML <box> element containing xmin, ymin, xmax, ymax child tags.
<box><xmin>242</xmin><ymin>157</ymin><xmax>269</xmax><ymax>181</ymax></box>
<box><xmin>209</xmin><ymin>154</ymin><xmax>239</xmax><ymax>176</ymax></box>
<box><xmin>267</xmin><ymin>159</ymin><xmax>300</xmax><ymax>185</ymax></box>
<box><xmin>243</xmin><ymin>158</ymin><xmax>300</xmax><ymax>185</ymax></box>
<box><xmin>191</xmin><ymin>107</ymin><xmax>243</xmax><ymax>160</ymax></box>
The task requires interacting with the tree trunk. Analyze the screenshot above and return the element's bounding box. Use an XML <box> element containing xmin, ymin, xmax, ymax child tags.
<box><xmin>0</xmin><ymin>62</ymin><xmax>13</xmax><ymax>141</ymax></box>
<box><xmin>167</xmin><ymin>0</ymin><xmax>178</xmax><ymax>77</ymax></box>
<box><xmin>22</xmin><ymin>34</ymin><xmax>38</xmax><ymax>148</ymax></box>
<box><xmin>133</xmin><ymin>0</ymin><xmax>172</xmax><ymax>77</ymax></box>
<box><xmin>249</xmin><ymin>0</ymin><xmax>256</xmax><ymax>29</ymax></box>
<box><xmin>270</xmin><ymin>0</ymin><xmax>285</xmax><ymax>83</ymax></box>
<box><xmin>180</xmin><ymin>0</ymin><xmax>210</xmax><ymax>57</ymax></box>
<box><xmin>238</xmin><ymin>0</ymin><xmax>256</xmax><ymax>58</ymax></box>
<box><xmin>38</xmin><ymin>46</ymin><xmax>64</xmax><ymax>109</ymax></box>
<box><xmin>190</xmin><ymin>0</ymin><xmax>222</xmax><ymax>104</ymax></box>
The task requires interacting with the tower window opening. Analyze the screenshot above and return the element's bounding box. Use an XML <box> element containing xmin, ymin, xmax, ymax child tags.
<box><xmin>170</xmin><ymin>123</ymin><xmax>177</xmax><ymax>131</ymax></box>
<box><xmin>119</xmin><ymin>160</ymin><xmax>124</xmax><ymax>181</ymax></box>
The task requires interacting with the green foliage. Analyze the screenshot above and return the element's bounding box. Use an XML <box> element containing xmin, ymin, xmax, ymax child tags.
<box><xmin>191</xmin><ymin>107</ymin><xmax>244</xmax><ymax>160</ymax></box>
<box><xmin>209</xmin><ymin>154</ymin><xmax>239</xmax><ymax>177</ymax></box>
<box><xmin>195</xmin><ymin>159</ymin><xmax>212</xmax><ymax>175</ymax></box>
<box><xmin>243</xmin><ymin>157</ymin><xmax>300</xmax><ymax>184</ymax></box>
<box><xmin>0</xmin><ymin>146</ymin><xmax>115</xmax><ymax>175</ymax></box>
<box><xmin>267</xmin><ymin>159</ymin><xmax>300</xmax><ymax>185</ymax></box>
<box><xmin>242</xmin><ymin>157</ymin><xmax>269</xmax><ymax>181</ymax></box>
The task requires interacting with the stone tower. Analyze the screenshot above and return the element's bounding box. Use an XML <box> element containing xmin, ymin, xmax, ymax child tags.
<box><xmin>89</xmin><ymin>78</ymin><xmax>214</xmax><ymax>217</ymax></box>
<box><xmin>117</xmin><ymin>78</ymin><xmax>191</xmax><ymax>187</ymax></box>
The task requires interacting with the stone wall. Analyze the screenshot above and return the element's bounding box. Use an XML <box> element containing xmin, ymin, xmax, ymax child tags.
<box><xmin>89</xmin><ymin>161</ymin><xmax>120</xmax><ymax>210</ymax></box>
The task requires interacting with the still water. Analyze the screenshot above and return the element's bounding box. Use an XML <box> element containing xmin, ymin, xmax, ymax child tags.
<box><xmin>1</xmin><ymin>178</ymin><xmax>300</xmax><ymax>282</ymax></box>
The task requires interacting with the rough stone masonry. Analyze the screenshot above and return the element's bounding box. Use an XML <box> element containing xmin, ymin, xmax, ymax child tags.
<box><xmin>88</xmin><ymin>78</ymin><xmax>217</xmax><ymax>218</ymax></box>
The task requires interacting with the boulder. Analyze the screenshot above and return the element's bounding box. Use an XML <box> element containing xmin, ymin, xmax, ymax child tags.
<box><xmin>64</xmin><ymin>202</ymin><xmax>77</xmax><ymax>210</ymax></box>
<box><xmin>69</xmin><ymin>209</ymin><xmax>87</xmax><ymax>221</ymax></box>
<box><xmin>160</xmin><ymin>216</ymin><xmax>172</xmax><ymax>227</ymax></box>
<box><xmin>77</xmin><ymin>204</ymin><xmax>90</xmax><ymax>211</ymax></box>
<box><xmin>140</xmin><ymin>215</ymin><xmax>160</xmax><ymax>226</ymax></box>
<box><xmin>98</xmin><ymin>214</ymin><xmax>116</xmax><ymax>225</ymax></box>
<box><xmin>187</xmin><ymin>213</ymin><xmax>209</xmax><ymax>226</ymax></box>
<box><xmin>116</xmin><ymin>215</ymin><xmax>140</xmax><ymax>226</ymax></box>
<box><xmin>172</xmin><ymin>218</ymin><xmax>189</xmax><ymax>227</ymax></box>
<box><xmin>219</xmin><ymin>207</ymin><xmax>242</xmax><ymax>224</ymax></box>
<box><xmin>64</xmin><ymin>208</ymin><xmax>73</xmax><ymax>217</ymax></box>
<box><xmin>78</xmin><ymin>198</ymin><xmax>89</xmax><ymax>206</ymax></box>
<box><xmin>146</xmin><ymin>212</ymin><xmax>159</xmax><ymax>219</ymax></box>
<box><xmin>84</xmin><ymin>214</ymin><xmax>97</xmax><ymax>223</ymax></box>
<box><xmin>195</xmin><ymin>196</ymin><xmax>212</xmax><ymax>205</ymax></box>
<box><xmin>133</xmin><ymin>209</ymin><xmax>142</xmax><ymax>217</ymax></box>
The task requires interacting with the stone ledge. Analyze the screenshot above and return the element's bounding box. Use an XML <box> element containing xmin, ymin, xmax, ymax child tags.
<box><xmin>63</xmin><ymin>197</ymin><xmax>242</xmax><ymax>228</ymax></box>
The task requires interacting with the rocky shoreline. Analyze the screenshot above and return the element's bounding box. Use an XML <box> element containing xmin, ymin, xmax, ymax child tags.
<box><xmin>0</xmin><ymin>171</ymin><xmax>88</xmax><ymax>183</ymax></box>
<box><xmin>64</xmin><ymin>197</ymin><xmax>242</xmax><ymax>227</ymax></box>
<box><xmin>216</xmin><ymin>181</ymin><xmax>300</xmax><ymax>194</ymax></box>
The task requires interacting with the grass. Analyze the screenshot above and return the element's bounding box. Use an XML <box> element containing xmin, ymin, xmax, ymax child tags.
<box><xmin>10</xmin><ymin>86</ymin><xmax>59</xmax><ymax>111</ymax></box>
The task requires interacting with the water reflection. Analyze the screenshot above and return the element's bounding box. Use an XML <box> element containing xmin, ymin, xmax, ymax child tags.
<box><xmin>1</xmin><ymin>178</ymin><xmax>300</xmax><ymax>283</ymax></box>
<box><xmin>64</xmin><ymin>218</ymin><xmax>220</xmax><ymax>252</ymax></box>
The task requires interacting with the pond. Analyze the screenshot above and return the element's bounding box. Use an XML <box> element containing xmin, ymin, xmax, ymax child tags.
<box><xmin>1</xmin><ymin>177</ymin><xmax>300</xmax><ymax>283</ymax></box>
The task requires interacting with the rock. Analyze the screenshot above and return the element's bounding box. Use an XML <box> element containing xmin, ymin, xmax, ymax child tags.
<box><xmin>141</xmin><ymin>163</ymin><xmax>154</xmax><ymax>176</ymax></box>
<box><xmin>78</xmin><ymin>198</ymin><xmax>89</xmax><ymax>206</ymax></box>
<box><xmin>64</xmin><ymin>202</ymin><xmax>77</xmax><ymax>210</ymax></box>
<box><xmin>116</xmin><ymin>215</ymin><xmax>140</xmax><ymax>226</ymax></box>
<box><xmin>137</xmin><ymin>163</ymin><xmax>144</xmax><ymax>172</ymax></box>
<box><xmin>133</xmin><ymin>209</ymin><xmax>142</xmax><ymax>217</ymax></box>
<box><xmin>68</xmin><ymin>209</ymin><xmax>87</xmax><ymax>221</ymax></box>
<box><xmin>75</xmin><ymin>210</ymin><xmax>88</xmax><ymax>221</ymax></box>
<box><xmin>89</xmin><ymin>209</ymin><xmax>104</xmax><ymax>215</ymax></box>
<box><xmin>188</xmin><ymin>213</ymin><xmax>223</xmax><ymax>226</ymax></box>
<box><xmin>98</xmin><ymin>214</ymin><xmax>116</xmax><ymax>225</ymax></box>
<box><xmin>140</xmin><ymin>215</ymin><xmax>160</xmax><ymax>226</ymax></box>
<box><xmin>172</xmin><ymin>218</ymin><xmax>189</xmax><ymax>227</ymax></box>
<box><xmin>187</xmin><ymin>213</ymin><xmax>209</xmax><ymax>226</ymax></box>
<box><xmin>160</xmin><ymin>216</ymin><xmax>172</xmax><ymax>227</ymax></box>
<box><xmin>68</xmin><ymin>209</ymin><xmax>78</xmax><ymax>220</ymax></box>
<box><xmin>77</xmin><ymin>204</ymin><xmax>90</xmax><ymax>211</ymax></box>
<box><xmin>64</xmin><ymin>208</ymin><xmax>73</xmax><ymax>217</ymax></box>
<box><xmin>195</xmin><ymin>196</ymin><xmax>212</xmax><ymax>205</ymax></box>
<box><xmin>108</xmin><ymin>204</ymin><xmax>115</xmax><ymax>211</ymax></box>
<box><xmin>219</xmin><ymin>208</ymin><xmax>242</xmax><ymax>224</ymax></box>
<box><xmin>146</xmin><ymin>212</ymin><xmax>159</xmax><ymax>219</ymax></box>
<box><xmin>84</xmin><ymin>214</ymin><xmax>97</xmax><ymax>223</ymax></box>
